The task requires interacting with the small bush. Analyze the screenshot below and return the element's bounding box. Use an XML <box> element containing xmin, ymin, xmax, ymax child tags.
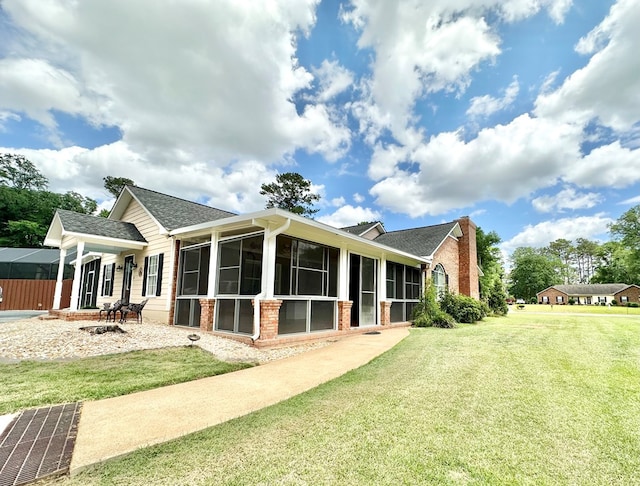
<box><xmin>530</xmin><ymin>298</ymin><xmax>537</xmax><ymax>304</ymax></box>
<box><xmin>412</xmin><ymin>281</ymin><xmax>457</xmax><ymax>328</ymax></box>
<box><xmin>440</xmin><ymin>291</ymin><xmax>487</xmax><ymax>324</ymax></box>
<box><xmin>568</xmin><ymin>298</ymin><xmax>575</xmax><ymax>305</ymax></box>
<box><xmin>611</xmin><ymin>299</ymin><xmax>618</xmax><ymax>306</ymax></box>
<box><xmin>627</xmin><ymin>302</ymin><xmax>639</xmax><ymax>308</ymax></box>
<box><xmin>486</xmin><ymin>280</ymin><xmax>508</xmax><ymax>316</ymax></box>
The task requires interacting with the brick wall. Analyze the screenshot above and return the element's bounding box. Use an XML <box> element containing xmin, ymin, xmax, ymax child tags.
<box><xmin>259</xmin><ymin>300</ymin><xmax>282</xmax><ymax>341</ymax></box>
<box><xmin>537</xmin><ymin>288</ymin><xmax>568</xmax><ymax>304</ymax></box>
<box><xmin>199</xmin><ymin>298</ymin><xmax>215</xmax><ymax>331</ymax></box>
<box><xmin>338</xmin><ymin>301</ymin><xmax>352</xmax><ymax>330</ymax></box>
<box><xmin>457</xmin><ymin>216</ymin><xmax>479</xmax><ymax>299</ymax></box>
<box><xmin>431</xmin><ymin>236</ymin><xmax>459</xmax><ymax>294</ymax></box>
<box><xmin>380</xmin><ymin>301</ymin><xmax>391</xmax><ymax>326</ymax></box>
<box><xmin>615</xmin><ymin>286</ymin><xmax>640</xmax><ymax>304</ymax></box>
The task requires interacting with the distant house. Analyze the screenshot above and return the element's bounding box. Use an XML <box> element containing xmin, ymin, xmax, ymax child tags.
<box><xmin>536</xmin><ymin>284</ymin><xmax>640</xmax><ymax>305</ymax></box>
<box><xmin>43</xmin><ymin>185</ymin><xmax>480</xmax><ymax>346</ymax></box>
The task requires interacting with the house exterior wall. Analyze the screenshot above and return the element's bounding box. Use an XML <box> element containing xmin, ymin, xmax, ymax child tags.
<box><xmin>537</xmin><ymin>288</ymin><xmax>569</xmax><ymax>304</ymax></box>
<box><xmin>615</xmin><ymin>286</ymin><xmax>640</xmax><ymax>304</ymax></box>
<box><xmin>431</xmin><ymin>235</ymin><xmax>459</xmax><ymax>294</ymax></box>
<box><xmin>96</xmin><ymin>200</ymin><xmax>173</xmax><ymax>322</ymax></box>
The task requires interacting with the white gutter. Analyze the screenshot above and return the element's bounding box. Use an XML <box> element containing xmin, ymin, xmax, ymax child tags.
<box><xmin>251</xmin><ymin>218</ymin><xmax>291</xmax><ymax>342</ymax></box>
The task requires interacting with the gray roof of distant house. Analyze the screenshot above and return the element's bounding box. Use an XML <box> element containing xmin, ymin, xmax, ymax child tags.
<box><xmin>540</xmin><ymin>284</ymin><xmax>630</xmax><ymax>295</ymax></box>
<box><xmin>57</xmin><ymin>209</ymin><xmax>147</xmax><ymax>243</ymax></box>
<box><xmin>127</xmin><ymin>186</ymin><xmax>237</xmax><ymax>231</ymax></box>
<box><xmin>373</xmin><ymin>222</ymin><xmax>458</xmax><ymax>257</ymax></box>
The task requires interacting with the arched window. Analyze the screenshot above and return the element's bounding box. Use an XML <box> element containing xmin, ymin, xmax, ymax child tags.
<box><xmin>431</xmin><ymin>263</ymin><xmax>447</xmax><ymax>299</ymax></box>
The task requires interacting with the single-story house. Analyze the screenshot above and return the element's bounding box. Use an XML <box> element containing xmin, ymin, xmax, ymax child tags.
<box><xmin>44</xmin><ymin>185</ymin><xmax>479</xmax><ymax>346</ymax></box>
<box><xmin>536</xmin><ymin>284</ymin><xmax>640</xmax><ymax>305</ymax></box>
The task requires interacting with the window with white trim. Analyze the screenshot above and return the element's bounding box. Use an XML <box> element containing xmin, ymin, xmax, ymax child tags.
<box><xmin>143</xmin><ymin>253</ymin><xmax>164</xmax><ymax>297</ymax></box>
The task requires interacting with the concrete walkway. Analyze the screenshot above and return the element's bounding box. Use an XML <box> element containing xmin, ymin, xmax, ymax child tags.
<box><xmin>70</xmin><ymin>327</ymin><xmax>409</xmax><ymax>475</ymax></box>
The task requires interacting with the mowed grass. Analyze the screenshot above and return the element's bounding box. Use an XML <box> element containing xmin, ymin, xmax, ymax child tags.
<box><xmin>0</xmin><ymin>347</ymin><xmax>253</xmax><ymax>415</ymax></box>
<box><xmin>512</xmin><ymin>303</ymin><xmax>640</xmax><ymax>315</ymax></box>
<box><xmin>57</xmin><ymin>314</ymin><xmax>640</xmax><ymax>485</ymax></box>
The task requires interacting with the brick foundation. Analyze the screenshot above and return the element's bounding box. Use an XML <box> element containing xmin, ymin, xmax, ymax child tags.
<box><xmin>258</xmin><ymin>300</ymin><xmax>282</xmax><ymax>341</ymax></box>
<box><xmin>199</xmin><ymin>298</ymin><xmax>215</xmax><ymax>331</ymax></box>
<box><xmin>338</xmin><ymin>301</ymin><xmax>352</xmax><ymax>330</ymax></box>
<box><xmin>380</xmin><ymin>301</ymin><xmax>391</xmax><ymax>326</ymax></box>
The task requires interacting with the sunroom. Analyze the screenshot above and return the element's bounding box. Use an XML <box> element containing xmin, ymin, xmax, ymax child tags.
<box><xmin>169</xmin><ymin>208</ymin><xmax>428</xmax><ymax>343</ymax></box>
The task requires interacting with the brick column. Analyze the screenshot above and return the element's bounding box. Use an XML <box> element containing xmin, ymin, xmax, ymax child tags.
<box><xmin>199</xmin><ymin>298</ymin><xmax>215</xmax><ymax>331</ymax></box>
<box><xmin>338</xmin><ymin>301</ymin><xmax>352</xmax><ymax>330</ymax></box>
<box><xmin>259</xmin><ymin>300</ymin><xmax>282</xmax><ymax>341</ymax></box>
<box><xmin>380</xmin><ymin>301</ymin><xmax>392</xmax><ymax>326</ymax></box>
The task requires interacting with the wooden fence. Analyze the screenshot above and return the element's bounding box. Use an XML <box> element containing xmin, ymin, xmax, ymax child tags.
<box><xmin>0</xmin><ymin>279</ymin><xmax>72</xmax><ymax>310</ymax></box>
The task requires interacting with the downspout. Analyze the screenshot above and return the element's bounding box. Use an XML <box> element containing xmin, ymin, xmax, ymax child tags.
<box><xmin>251</xmin><ymin>217</ymin><xmax>291</xmax><ymax>342</ymax></box>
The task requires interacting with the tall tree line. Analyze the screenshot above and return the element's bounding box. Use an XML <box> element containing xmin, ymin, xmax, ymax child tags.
<box><xmin>508</xmin><ymin>205</ymin><xmax>640</xmax><ymax>300</ymax></box>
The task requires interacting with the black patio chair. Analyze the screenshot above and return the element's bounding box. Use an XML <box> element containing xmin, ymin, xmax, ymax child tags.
<box><xmin>120</xmin><ymin>299</ymin><xmax>149</xmax><ymax>323</ymax></box>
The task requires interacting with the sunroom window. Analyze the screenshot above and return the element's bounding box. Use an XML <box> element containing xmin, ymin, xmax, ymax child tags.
<box><xmin>387</xmin><ymin>262</ymin><xmax>421</xmax><ymax>323</ymax></box>
<box><xmin>275</xmin><ymin>235</ymin><xmax>338</xmax><ymax>335</ymax></box>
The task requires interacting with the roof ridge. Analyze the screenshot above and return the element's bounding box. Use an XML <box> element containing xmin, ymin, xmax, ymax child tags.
<box><xmin>127</xmin><ymin>185</ymin><xmax>237</xmax><ymax>216</ymax></box>
<box><xmin>381</xmin><ymin>221</ymin><xmax>455</xmax><ymax>235</ymax></box>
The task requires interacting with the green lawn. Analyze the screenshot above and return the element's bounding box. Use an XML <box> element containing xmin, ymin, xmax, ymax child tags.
<box><xmin>0</xmin><ymin>347</ymin><xmax>253</xmax><ymax>415</ymax></box>
<box><xmin>512</xmin><ymin>303</ymin><xmax>640</xmax><ymax>315</ymax></box>
<box><xmin>55</xmin><ymin>313</ymin><xmax>640</xmax><ymax>485</ymax></box>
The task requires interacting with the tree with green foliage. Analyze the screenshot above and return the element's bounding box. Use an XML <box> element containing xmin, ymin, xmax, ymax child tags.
<box><xmin>608</xmin><ymin>205</ymin><xmax>640</xmax><ymax>284</ymax></box>
<box><xmin>103</xmin><ymin>176</ymin><xmax>135</xmax><ymax>198</ymax></box>
<box><xmin>260</xmin><ymin>172</ymin><xmax>320</xmax><ymax>217</ymax></box>
<box><xmin>508</xmin><ymin>247</ymin><xmax>561</xmax><ymax>301</ymax></box>
<box><xmin>591</xmin><ymin>241</ymin><xmax>635</xmax><ymax>284</ymax></box>
<box><xmin>574</xmin><ymin>238</ymin><xmax>600</xmax><ymax>283</ymax></box>
<box><xmin>0</xmin><ymin>154</ymin><xmax>97</xmax><ymax>247</ymax></box>
<box><xmin>486</xmin><ymin>279</ymin><xmax>509</xmax><ymax>316</ymax></box>
<box><xmin>0</xmin><ymin>153</ymin><xmax>48</xmax><ymax>190</ymax></box>
<box><xmin>476</xmin><ymin>227</ymin><xmax>504</xmax><ymax>299</ymax></box>
<box><xmin>546</xmin><ymin>238</ymin><xmax>576</xmax><ymax>284</ymax></box>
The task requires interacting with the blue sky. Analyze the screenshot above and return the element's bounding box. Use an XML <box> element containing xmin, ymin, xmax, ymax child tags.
<box><xmin>1</xmin><ymin>0</ymin><xmax>639</xmax><ymax>260</ymax></box>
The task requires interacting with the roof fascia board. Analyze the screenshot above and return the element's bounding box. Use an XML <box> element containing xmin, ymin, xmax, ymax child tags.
<box><xmin>60</xmin><ymin>231</ymin><xmax>148</xmax><ymax>250</ymax></box>
<box><xmin>428</xmin><ymin>222</ymin><xmax>463</xmax><ymax>258</ymax></box>
<box><xmin>172</xmin><ymin>208</ymin><xmax>429</xmax><ymax>264</ymax></box>
<box><xmin>110</xmin><ymin>187</ymin><xmax>168</xmax><ymax>234</ymax></box>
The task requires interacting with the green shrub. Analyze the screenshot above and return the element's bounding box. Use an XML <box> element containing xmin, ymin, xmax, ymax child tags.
<box><xmin>486</xmin><ymin>280</ymin><xmax>508</xmax><ymax>316</ymax></box>
<box><xmin>568</xmin><ymin>298</ymin><xmax>575</xmax><ymax>305</ymax></box>
<box><xmin>412</xmin><ymin>281</ymin><xmax>457</xmax><ymax>328</ymax></box>
<box><xmin>439</xmin><ymin>291</ymin><xmax>487</xmax><ymax>324</ymax></box>
<box><xmin>530</xmin><ymin>297</ymin><xmax>537</xmax><ymax>304</ymax></box>
<box><xmin>627</xmin><ymin>302</ymin><xmax>639</xmax><ymax>308</ymax></box>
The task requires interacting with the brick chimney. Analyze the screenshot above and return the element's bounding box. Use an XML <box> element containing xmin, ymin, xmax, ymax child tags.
<box><xmin>456</xmin><ymin>216</ymin><xmax>479</xmax><ymax>299</ymax></box>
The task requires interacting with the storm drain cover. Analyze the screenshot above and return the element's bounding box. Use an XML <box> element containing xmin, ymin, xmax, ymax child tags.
<box><xmin>0</xmin><ymin>403</ymin><xmax>81</xmax><ymax>486</ymax></box>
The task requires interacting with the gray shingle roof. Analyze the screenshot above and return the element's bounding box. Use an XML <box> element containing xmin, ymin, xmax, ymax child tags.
<box><xmin>544</xmin><ymin>284</ymin><xmax>629</xmax><ymax>295</ymax></box>
<box><xmin>127</xmin><ymin>186</ymin><xmax>236</xmax><ymax>231</ymax></box>
<box><xmin>373</xmin><ymin>222</ymin><xmax>458</xmax><ymax>257</ymax></box>
<box><xmin>341</xmin><ymin>222</ymin><xmax>381</xmax><ymax>236</ymax></box>
<box><xmin>57</xmin><ymin>209</ymin><xmax>147</xmax><ymax>243</ymax></box>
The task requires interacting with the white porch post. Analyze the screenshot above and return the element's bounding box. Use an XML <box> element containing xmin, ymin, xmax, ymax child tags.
<box><xmin>69</xmin><ymin>241</ymin><xmax>84</xmax><ymax>311</ymax></box>
<box><xmin>379</xmin><ymin>256</ymin><xmax>387</xmax><ymax>302</ymax></box>
<box><xmin>207</xmin><ymin>232</ymin><xmax>219</xmax><ymax>298</ymax></box>
<box><xmin>261</xmin><ymin>230</ymin><xmax>278</xmax><ymax>299</ymax></box>
<box><xmin>52</xmin><ymin>248</ymin><xmax>67</xmax><ymax>309</ymax></box>
<box><xmin>338</xmin><ymin>245</ymin><xmax>349</xmax><ymax>301</ymax></box>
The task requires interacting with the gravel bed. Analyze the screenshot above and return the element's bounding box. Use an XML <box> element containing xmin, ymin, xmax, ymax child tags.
<box><xmin>0</xmin><ymin>318</ymin><xmax>329</xmax><ymax>364</ymax></box>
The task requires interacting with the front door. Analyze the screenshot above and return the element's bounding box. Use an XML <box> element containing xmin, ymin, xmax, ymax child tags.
<box><xmin>80</xmin><ymin>259</ymin><xmax>101</xmax><ymax>308</ymax></box>
<box><xmin>121</xmin><ymin>255</ymin><xmax>134</xmax><ymax>304</ymax></box>
<box><xmin>349</xmin><ymin>254</ymin><xmax>377</xmax><ymax>327</ymax></box>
